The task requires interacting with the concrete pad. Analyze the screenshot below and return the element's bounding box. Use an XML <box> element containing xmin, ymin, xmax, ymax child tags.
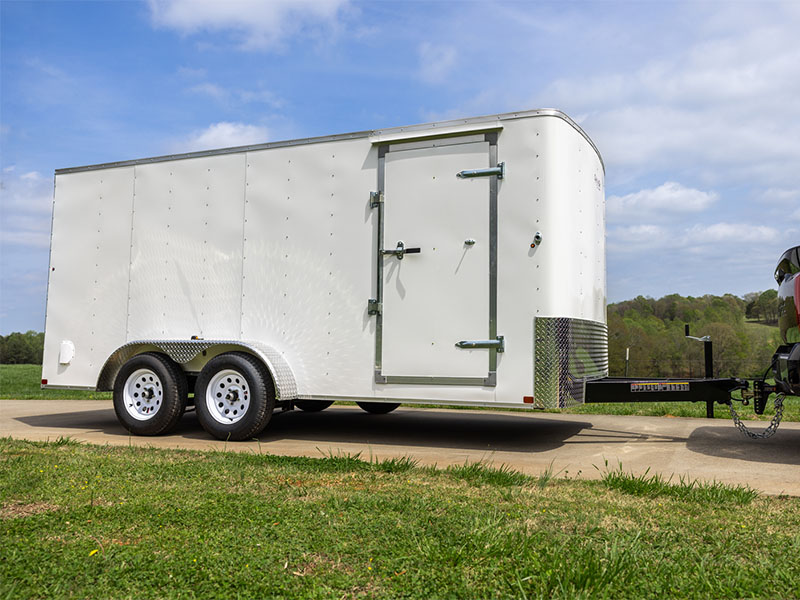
<box><xmin>2</xmin><ymin>400</ymin><xmax>799</xmax><ymax>495</ymax></box>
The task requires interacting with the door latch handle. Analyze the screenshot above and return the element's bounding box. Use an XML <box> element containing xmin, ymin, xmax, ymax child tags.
<box><xmin>457</xmin><ymin>162</ymin><xmax>505</xmax><ymax>180</ymax></box>
<box><xmin>381</xmin><ymin>240</ymin><xmax>421</xmax><ymax>260</ymax></box>
<box><xmin>455</xmin><ymin>336</ymin><xmax>505</xmax><ymax>352</ymax></box>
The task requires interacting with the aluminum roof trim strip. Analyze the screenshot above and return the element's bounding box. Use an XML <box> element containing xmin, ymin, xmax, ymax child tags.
<box><xmin>55</xmin><ymin>109</ymin><xmax>603</xmax><ymax>175</ymax></box>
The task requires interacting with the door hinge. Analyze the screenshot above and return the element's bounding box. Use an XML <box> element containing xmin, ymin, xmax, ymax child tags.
<box><xmin>369</xmin><ymin>191</ymin><xmax>383</xmax><ymax>208</ymax></box>
<box><xmin>455</xmin><ymin>335</ymin><xmax>504</xmax><ymax>352</ymax></box>
<box><xmin>368</xmin><ymin>298</ymin><xmax>382</xmax><ymax>315</ymax></box>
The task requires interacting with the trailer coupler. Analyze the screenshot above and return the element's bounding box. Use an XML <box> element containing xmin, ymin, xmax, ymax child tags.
<box><xmin>740</xmin><ymin>379</ymin><xmax>778</xmax><ymax>416</ymax></box>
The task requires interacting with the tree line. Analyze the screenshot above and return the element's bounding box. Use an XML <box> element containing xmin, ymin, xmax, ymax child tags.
<box><xmin>0</xmin><ymin>331</ymin><xmax>44</xmax><ymax>364</ymax></box>
<box><xmin>607</xmin><ymin>292</ymin><xmax>780</xmax><ymax>379</ymax></box>
<box><xmin>1</xmin><ymin>291</ymin><xmax>780</xmax><ymax>377</ymax></box>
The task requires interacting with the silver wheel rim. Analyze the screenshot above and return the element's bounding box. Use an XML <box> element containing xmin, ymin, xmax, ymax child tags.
<box><xmin>123</xmin><ymin>368</ymin><xmax>163</xmax><ymax>421</ymax></box>
<box><xmin>206</xmin><ymin>369</ymin><xmax>250</xmax><ymax>425</ymax></box>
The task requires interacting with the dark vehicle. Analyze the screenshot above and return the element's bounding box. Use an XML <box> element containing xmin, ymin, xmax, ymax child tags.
<box><xmin>773</xmin><ymin>245</ymin><xmax>800</xmax><ymax>395</ymax></box>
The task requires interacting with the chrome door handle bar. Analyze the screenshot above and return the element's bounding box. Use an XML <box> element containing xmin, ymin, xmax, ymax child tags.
<box><xmin>381</xmin><ymin>240</ymin><xmax>421</xmax><ymax>260</ymax></box>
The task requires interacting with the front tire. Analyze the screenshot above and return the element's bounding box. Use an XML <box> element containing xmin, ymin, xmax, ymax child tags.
<box><xmin>113</xmin><ymin>353</ymin><xmax>187</xmax><ymax>436</ymax></box>
<box><xmin>356</xmin><ymin>402</ymin><xmax>400</xmax><ymax>415</ymax></box>
<box><xmin>195</xmin><ymin>352</ymin><xmax>275</xmax><ymax>441</ymax></box>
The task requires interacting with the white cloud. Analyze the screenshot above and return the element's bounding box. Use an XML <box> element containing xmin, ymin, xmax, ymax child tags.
<box><xmin>169</xmin><ymin>122</ymin><xmax>270</xmax><ymax>152</ymax></box>
<box><xmin>418</xmin><ymin>42</ymin><xmax>457</xmax><ymax>83</ymax></box>
<box><xmin>608</xmin><ymin>182</ymin><xmax>717</xmax><ymax>221</ymax></box>
<box><xmin>759</xmin><ymin>188</ymin><xmax>800</xmax><ymax>205</ymax></box>
<box><xmin>0</xmin><ymin>169</ymin><xmax>53</xmax><ymax>250</ymax></box>
<box><xmin>685</xmin><ymin>223</ymin><xmax>779</xmax><ymax>244</ymax></box>
<box><xmin>238</xmin><ymin>89</ymin><xmax>282</xmax><ymax>107</ymax></box>
<box><xmin>176</xmin><ymin>66</ymin><xmax>207</xmax><ymax>80</ymax></box>
<box><xmin>189</xmin><ymin>82</ymin><xmax>228</xmax><ymax>101</ymax></box>
<box><xmin>607</xmin><ymin>224</ymin><xmax>670</xmax><ymax>254</ymax></box>
<box><xmin>609</xmin><ymin>221</ymin><xmax>780</xmax><ymax>257</ymax></box>
<box><xmin>148</xmin><ymin>0</ymin><xmax>350</xmax><ymax>50</ymax></box>
<box><xmin>188</xmin><ymin>83</ymin><xmax>282</xmax><ymax>108</ymax></box>
<box><xmin>534</xmin><ymin>12</ymin><xmax>800</xmax><ymax>187</ymax></box>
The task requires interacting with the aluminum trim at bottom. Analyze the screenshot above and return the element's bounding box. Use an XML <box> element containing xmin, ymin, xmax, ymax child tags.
<box><xmin>375</xmin><ymin>371</ymin><xmax>496</xmax><ymax>387</ymax></box>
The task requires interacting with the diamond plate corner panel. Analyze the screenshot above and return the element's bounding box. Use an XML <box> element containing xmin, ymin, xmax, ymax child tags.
<box><xmin>533</xmin><ymin>318</ymin><xmax>608</xmax><ymax>409</ymax></box>
<box><xmin>97</xmin><ymin>339</ymin><xmax>298</xmax><ymax>400</ymax></box>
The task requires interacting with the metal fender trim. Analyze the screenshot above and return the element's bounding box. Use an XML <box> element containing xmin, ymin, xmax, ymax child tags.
<box><xmin>96</xmin><ymin>340</ymin><xmax>298</xmax><ymax>400</ymax></box>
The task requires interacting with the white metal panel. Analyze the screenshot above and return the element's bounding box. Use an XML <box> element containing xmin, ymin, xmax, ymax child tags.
<box><xmin>127</xmin><ymin>155</ymin><xmax>246</xmax><ymax>340</ymax></box>
<box><xmin>42</xmin><ymin>109</ymin><xmax>606</xmax><ymax>409</ymax></box>
<box><xmin>487</xmin><ymin>115</ymin><xmax>606</xmax><ymax>405</ymax></box>
<box><xmin>42</xmin><ymin>167</ymin><xmax>134</xmax><ymax>386</ymax></box>
<box><xmin>532</xmin><ymin>117</ymin><xmax>606</xmax><ymax>323</ymax></box>
<box><xmin>382</xmin><ymin>142</ymin><xmax>490</xmax><ymax>378</ymax></box>
<box><xmin>241</xmin><ymin>139</ymin><xmax>377</xmax><ymax>396</ymax></box>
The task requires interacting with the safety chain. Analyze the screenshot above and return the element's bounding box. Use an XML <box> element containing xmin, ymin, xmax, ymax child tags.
<box><xmin>728</xmin><ymin>394</ymin><xmax>785</xmax><ymax>439</ymax></box>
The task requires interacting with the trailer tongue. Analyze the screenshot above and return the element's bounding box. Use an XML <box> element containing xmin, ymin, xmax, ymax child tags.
<box><xmin>585</xmin><ymin>245</ymin><xmax>800</xmax><ymax>439</ymax></box>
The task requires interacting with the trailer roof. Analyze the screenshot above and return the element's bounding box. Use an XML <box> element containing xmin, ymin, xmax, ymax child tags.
<box><xmin>55</xmin><ymin>109</ymin><xmax>603</xmax><ymax>175</ymax></box>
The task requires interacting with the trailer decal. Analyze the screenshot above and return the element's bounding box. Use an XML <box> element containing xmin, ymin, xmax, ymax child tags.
<box><xmin>630</xmin><ymin>382</ymin><xmax>690</xmax><ymax>393</ymax></box>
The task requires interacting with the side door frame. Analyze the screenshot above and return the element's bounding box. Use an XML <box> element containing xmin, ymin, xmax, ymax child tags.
<box><xmin>369</xmin><ymin>131</ymin><xmax>504</xmax><ymax>387</ymax></box>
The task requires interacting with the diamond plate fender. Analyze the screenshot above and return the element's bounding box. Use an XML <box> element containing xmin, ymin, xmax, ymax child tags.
<box><xmin>96</xmin><ymin>340</ymin><xmax>298</xmax><ymax>400</ymax></box>
<box><xmin>533</xmin><ymin>317</ymin><xmax>608</xmax><ymax>409</ymax></box>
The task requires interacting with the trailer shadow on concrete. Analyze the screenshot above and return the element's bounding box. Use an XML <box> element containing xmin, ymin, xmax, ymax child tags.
<box><xmin>686</xmin><ymin>425</ymin><xmax>800</xmax><ymax>465</ymax></box>
<box><xmin>16</xmin><ymin>406</ymin><xmax>596</xmax><ymax>454</ymax></box>
<box><xmin>15</xmin><ymin>405</ymin><xmax>800</xmax><ymax>467</ymax></box>
<box><xmin>254</xmin><ymin>409</ymin><xmax>595</xmax><ymax>454</ymax></box>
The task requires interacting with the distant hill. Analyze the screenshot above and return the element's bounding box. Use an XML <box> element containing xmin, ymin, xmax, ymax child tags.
<box><xmin>608</xmin><ymin>292</ymin><xmax>780</xmax><ymax>378</ymax></box>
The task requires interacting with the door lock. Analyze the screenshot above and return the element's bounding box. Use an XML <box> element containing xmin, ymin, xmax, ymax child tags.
<box><xmin>381</xmin><ymin>240</ymin><xmax>421</xmax><ymax>260</ymax></box>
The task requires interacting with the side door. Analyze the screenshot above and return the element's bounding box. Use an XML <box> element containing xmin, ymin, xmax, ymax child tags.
<box><xmin>371</xmin><ymin>132</ymin><xmax>504</xmax><ymax>386</ymax></box>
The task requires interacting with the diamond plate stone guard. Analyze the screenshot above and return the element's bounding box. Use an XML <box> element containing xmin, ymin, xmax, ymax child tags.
<box><xmin>97</xmin><ymin>340</ymin><xmax>298</xmax><ymax>400</ymax></box>
<box><xmin>533</xmin><ymin>317</ymin><xmax>608</xmax><ymax>409</ymax></box>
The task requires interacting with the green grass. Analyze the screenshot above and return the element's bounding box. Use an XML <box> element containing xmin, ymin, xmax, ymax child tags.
<box><xmin>1</xmin><ymin>364</ymin><xmax>111</xmax><ymax>400</ymax></box>
<box><xmin>2</xmin><ymin>438</ymin><xmax>799</xmax><ymax>599</ymax></box>
<box><xmin>597</xmin><ymin>461</ymin><xmax>759</xmax><ymax>505</ymax></box>
<box><xmin>744</xmin><ymin>320</ymin><xmax>782</xmax><ymax>344</ymax></box>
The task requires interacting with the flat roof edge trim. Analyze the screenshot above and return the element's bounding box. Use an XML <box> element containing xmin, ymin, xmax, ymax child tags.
<box><xmin>55</xmin><ymin>109</ymin><xmax>603</xmax><ymax>175</ymax></box>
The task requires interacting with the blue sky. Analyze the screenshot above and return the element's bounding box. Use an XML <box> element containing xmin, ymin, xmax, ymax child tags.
<box><xmin>1</xmin><ymin>0</ymin><xmax>799</xmax><ymax>334</ymax></box>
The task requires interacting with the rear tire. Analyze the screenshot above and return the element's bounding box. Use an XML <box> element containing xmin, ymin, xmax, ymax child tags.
<box><xmin>356</xmin><ymin>402</ymin><xmax>400</xmax><ymax>415</ymax></box>
<box><xmin>195</xmin><ymin>352</ymin><xmax>275</xmax><ymax>441</ymax></box>
<box><xmin>113</xmin><ymin>353</ymin><xmax>187</xmax><ymax>436</ymax></box>
<box><xmin>294</xmin><ymin>400</ymin><xmax>334</xmax><ymax>412</ymax></box>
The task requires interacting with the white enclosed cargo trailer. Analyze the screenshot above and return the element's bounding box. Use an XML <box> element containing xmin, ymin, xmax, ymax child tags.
<box><xmin>42</xmin><ymin>109</ymin><xmax>608</xmax><ymax>440</ymax></box>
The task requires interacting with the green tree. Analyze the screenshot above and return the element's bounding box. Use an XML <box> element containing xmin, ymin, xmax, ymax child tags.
<box><xmin>0</xmin><ymin>331</ymin><xmax>44</xmax><ymax>364</ymax></box>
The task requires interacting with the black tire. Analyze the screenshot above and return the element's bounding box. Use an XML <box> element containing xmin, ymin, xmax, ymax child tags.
<box><xmin>294</xmin><ymin>400</ymin><xmax>334</xmax><ymax>412</ymax></box>
<box><xmin>113</xmin><ymin>352</ymin><xmax>188</xmax><ymax>436</ymax></box>
<box><xmin>356</xmin><ymin>401</ymin><xmax>400</xmax><ymax>415</ymax></box>
<box><xmin>195</xmin><ymin>352</ymin><xmax>275</xmax><ymax>441</ymax></box>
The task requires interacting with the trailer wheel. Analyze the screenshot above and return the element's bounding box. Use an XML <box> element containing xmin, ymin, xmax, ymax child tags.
<box><xmin>294</xmin><ymin>400</ymin><xmax>334</xmax><ymax>412</ymax></box>
<box><xmin>356</xmin><ymin>402</ymin><xmax>400</xmax><ymax>415</ymax></box>
<box><xmin>113</xmin><ymin>353</ymin><xmax>187</xmax><ymax>436</ymax></box>
<box><xmin>195</xmin><ymin>352</ymin><xmax>275</xmax><ymax>441</ymax></box>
